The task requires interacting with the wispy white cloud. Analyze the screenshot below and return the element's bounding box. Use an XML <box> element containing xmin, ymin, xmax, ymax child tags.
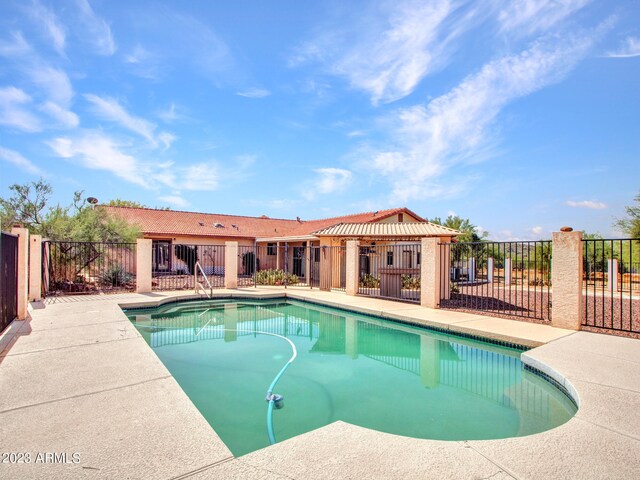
<box><xmin>529</xmin><ymin>225</ymin><xmax>544</xmax><ymax>235</ymax></box>
<box><xmin>236</xmin><ymin>88</ymin><xmax>271</xmax><ymax>98</ymax></box>
<box><xmin>0</xmin><ymin>145</ymin><xmax>43</xmax><ymax>175</ymax></box>
<box><xmin>0</xmin><ymin>31</ymin><xmax>32</xmax><ymax>57</ymax></box>
<box><xmin>181</xmin><ymin>163</ymin><xmax>219</xmax><ymax>191</ymax></box>
<box><xmin>158</xmin><ymin>195</ymin><xmax>189</xmax><ymax>208</ymax></box>
<box><xmin>303</xmin><ymin>167</ymin><xmax>352</xmax><ymax>200</ymax></box>
<box><xmin>48</xmin><ymin>132</ymin><xmax>149</xmax><ymax>187</ymax></box>
<box><xmin>84</xmin><ymin>94</ymin><xmax>174</xmax><ymax>149</ymax></box>
<box><xmin>605</xmin><ymin>36</ymin><xmax>640</xmax><ymax>58</ymax></box>
<box><xmin>0</xmin><ymin>86</ymin><xmax>41</xmax><ymax>132</ymax></box>
<box><xmin>157</xmin><ymin>103</ymin><xmax>185</xmax><ymax>123</ymax></box>
<box><xmin>123</xmin><ymin>44</ymin><xmax>162</xmax><ymax>80</ymax></box>
<box><xmin>565</xmin><ymin>200</ymin><xmax>607</xmax><ymax>209</ymax></box>
<box><xmin>361</xmin><ymin>26</ymin><xmax>607</xmax><ymax>203</ymax></box>
<box><xmin>40</xmin><ymin>101</ymin><xmax>79</xmax><ymax>128</ymax></box>
<box><xmin>76</xmin><ymin>0</ymin><xmax>116</xmax><ymax>55</ymax></box>
<box><xmin>291</xmin><ymin>0</ymin><xmax>484</xmax><ymax>105</ymax></box>
<box><xmin>497</xmin><ymin>0</ymin><xmax>591</xmax><ymax>37</ymax></box>
<box><xmin>28</xmin><ymin>0</ymin><xmax>66</xmax><ymax>55</ymax></box>
<box><xmin>25</xmin><ymin>64</ymin><xmax>74</xmax><ymax>107</ymax></box>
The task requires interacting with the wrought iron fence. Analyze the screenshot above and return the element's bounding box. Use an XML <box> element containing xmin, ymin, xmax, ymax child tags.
<box><xmin>42</xmin><ymin>240</ymin><xmax>136</xmax><ymax>296</ymax></box>
<box><xmin>439</xmin><ymin>240</ymin><xmax>552</xmax><ymax>321</ymax></box>
<box><xmin>239</xmin><ymin>244</ymin><xmax>346</xmax><ymax>290</ymax></box>
<box><xmin>583</xmin><ymin>238</ymin><xmax>639</xmax><ymax>333</ymax></box>
<box><xmin>358</xmin><ymin>243</ymin><xmax>421</xmax><ymax>303</ymax></box>
<box><xmin>1</xmin><ymin>232</ymin><xmax>18</xmax><ymax>331</ymax></box>
<box><xmin>309</xmin><ymin>245</ymin><xmax>346</xmax><ymax>291</ymax></box>
<box><xmin>152</xmin><ymin>243</ymin><xmax>225</xmax><ymax>291</ymax></box>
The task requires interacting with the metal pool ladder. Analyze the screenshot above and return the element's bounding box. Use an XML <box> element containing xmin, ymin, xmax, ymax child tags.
<box><xmin>194</xmin><ymin>261</ymin><xmax>213</xmax><ymax>298</ymax></box>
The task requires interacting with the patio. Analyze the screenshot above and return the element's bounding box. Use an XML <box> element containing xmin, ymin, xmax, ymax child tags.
<box><xmin>0</xmin><ymin>288</ymin><xmax>638</xmax><ymax>479</ymax></box>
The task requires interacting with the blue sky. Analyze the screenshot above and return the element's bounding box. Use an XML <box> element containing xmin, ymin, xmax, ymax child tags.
<box><xmin>0</xmin><ymin>0</ymin><xmax>639</xmax><ymax>240</ymax></box>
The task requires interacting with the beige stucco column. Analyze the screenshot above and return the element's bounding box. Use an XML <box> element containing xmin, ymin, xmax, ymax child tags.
<box><xmin>551</xmin><ymin>230</ymin><xmax>583</xmax><ymax>330</ymax></box>
<box><xmin>225</xmin><ymin>241</ymin><xmax>238</xmax><ymax>289</ymax></box>
<box><xmin>420</xmin><ymin>237</ymin><xmax>441</xmax><ymax>309</ymax></box>
<box><xmin>28</xmin><ymin>234</ymin><xmax>42</xmax><ymax>302</ymax></box>
<box><xmin>345</xmin><ymin>240</ymin><xmax>360</xmax><ymax>296</ymax></box>
<box><xmin>11</xmin><ymin>227</ymin><xmax>29</xmax><ymax>320</ymax></box>
<box><xmin>136</xmin><ymin>238</ymin><xmax>152</xmax><ymax>293</ymax></box>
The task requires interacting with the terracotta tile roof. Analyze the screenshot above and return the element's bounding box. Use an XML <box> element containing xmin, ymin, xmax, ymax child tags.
<box><xmin>102</xmin><ymin>206</ymin><xmax>424</xmax><ymax>239</ymax></box>
<box><xmin>313</xmin><ymin>222</ymin><xmax>461</xmax><ymax>238</ymax></box>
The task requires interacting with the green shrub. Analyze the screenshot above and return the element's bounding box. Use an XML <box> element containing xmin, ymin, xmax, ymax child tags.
<box><xmin>359</xmin><ymin>273</ymin><xmax>380</xmax><ymax>288</ymax></box>
<box><xmin>99</xmin><ymin>265</ymin><xmax>133</xmax><ymax>287</ymax></box>
<box><xmin>401</xmin><ymin>274</ymin><xmax>420</xmax><ymax>290</ymax></box>
<box><xmin>255</xmin><ymin>269</ymin><xmax>298</xmax><ymax>285</ymax></box>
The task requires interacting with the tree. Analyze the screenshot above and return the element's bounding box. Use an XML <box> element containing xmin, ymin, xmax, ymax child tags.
<box><xmin>0</xmin><ymin>178</ymin><xmax>52</xmax><ymax>231</ymax></box>
<box><xmin>106</xmin><ymin>199</ymin><xmax>148</xmax><ymax>208</ymax></box>
<box><xmin>0</xmin><ymin>179</ymin><xmax>139</xmax><ymax>242</ymax></box>
<box><xmin>429</xmin><ymin>215</ymin><xmax>488</xmax><ymax>243</ymax></box>
<box><xmin>615</xmin><ymin>191</ymin><xmax>640</xmax><ymax>238</ymax></box>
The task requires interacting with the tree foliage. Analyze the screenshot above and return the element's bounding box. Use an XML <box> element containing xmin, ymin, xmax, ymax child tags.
<box><xmin>615</xmin><ymin>191</ymin><xmax>640</xmax><ymax>238</ymax></box>
<box><xmin>429</xmin><ymin>215</ymin><xmax>488</xmax><ymax>243</ymax></box>
<box><xmin>0</xmin><ymin>179</ymin><xmax>140</xmax><ymax>242</ymax></box>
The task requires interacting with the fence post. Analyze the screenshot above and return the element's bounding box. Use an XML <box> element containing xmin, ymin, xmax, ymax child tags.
<box><xmin>421</xmin><ymin>237</ymin><xmax>441</xmax><ymax>309</ymax></box>
<box><xmin>345</xmin><ymin>240</ymin><xmax>359</xmax><ymax>295</ymax></box>
<box><xmin>487</xmin><ymin>257</ymin><xmax>494</xmax><ymax>283</ymax></box>
<box><xmin>11</xmin><ymin>226</ymin><xmax>29</xmax><ymax>320</ymax></box>
<box><xmin>28</xmin><ymin>234</ymin><xmax>42</xmax><ymax>302</ymax></box>
<box><xmin>607</xmin><ymin>258</ymin><xmax>618</xmax><ymax>293</ymax></box>
<box><xmin>225</xmin><ymin>241</ymin><xmax>238</xmax><ymax>289</ymax></box>
<box><xmin>551</xmin><ymin>230</ymin><xmax>583</xmax><ymax>330</ymax></box>
<box><xmin>504</xmin><ymin>258</ymin><xmax>512</xmax><ymax>286</ymax></box>
<box><xmin>136</xmin><ymin>238</ymin><xmax>152</xmax><ymax>293</ymax></box>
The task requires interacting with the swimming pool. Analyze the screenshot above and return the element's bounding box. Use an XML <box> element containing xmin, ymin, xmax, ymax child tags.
<box><xmin>124</xmin><ymin>299</ymin><xmax>577</xmax><ymax>456</ymax></box>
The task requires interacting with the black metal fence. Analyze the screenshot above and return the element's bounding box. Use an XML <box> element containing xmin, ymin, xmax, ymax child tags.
<box><xmin>583</xmin><ymin>238</ymin><xmax>639</xmax><ymax>334</ymax></box>
<box><xmin>1</xmin><ymin>232</ymin><xmax>18</xmax><ymax>331</ymax></box>
<box><xmin>42</xmin><ymin>241</ymin><xmax>136</xmax><ymax>296</ymax></box>
<box><xmin>152</xmin><ymin>243</ymin><xmax>226</xmax><ymax>291</ymax></box>
<box><xmin>439</xmin><ymin>240</ymin><xmax>552</xmax><ymax>321</ymax></box>
<box><xmin>237</xmin><ymin>244</ymin><xmax>346</xmax><ymax>290</ymax></box>
<box><xmin>358</xmin><ymin>243</ymin><xmax>421</xmax><ymax>303</ymax></box>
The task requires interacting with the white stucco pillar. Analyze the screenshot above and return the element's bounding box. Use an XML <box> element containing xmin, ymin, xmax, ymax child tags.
<box><xmin>28</xmin><ymin>234</ymin><xmax>42</xmax><ymax>302</ymax></box>
<box><xmin>504</xmin><ymin>258</ymin><xmax>513</xmax><ymax>286</ymax></box>
<box><xmin>487</xmin><ymin>257</ymin><xmax>494</xmax><ymax>283</ymax></box>
<box><xmin>225</xmin><ymin>241</ymin><xmax>238</xmax><ymax>289</ymax></box>
<box><xmin>607</xmin><ymin>259</ymin><xmax>618</xmax><ymax>293</ymax></box>
<box><xmin>305</xmin><ymin>240</ymin><xmax>311</xmax><ymax>284</ymax></box>
<box><xmin>551</xmin><ymin>230</ymin><xmax>583</xmax><ymax>330</ymax></box>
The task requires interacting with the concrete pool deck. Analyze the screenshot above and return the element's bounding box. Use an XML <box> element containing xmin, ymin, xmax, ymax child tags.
<box><xmin>0</xmin><ymin>288</ymin><xmax>638</xmax><ymax>479</ymax></box>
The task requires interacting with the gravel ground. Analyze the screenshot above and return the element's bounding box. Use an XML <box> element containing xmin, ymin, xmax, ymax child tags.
<box><xmin>440</xmin><ymin>283</ymin><xmax>640</xmax><ymax>339</ymax></box>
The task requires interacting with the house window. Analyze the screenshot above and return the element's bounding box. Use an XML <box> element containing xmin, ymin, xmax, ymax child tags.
<box><xmin>314</xmin><ymin>248</ymin><xmax>320</xmax><ymax>262</ymax></box>
<box><xmin>387</xmin><ymin>251</ymin><xmax>394</xmax><ymax>266</ymax></box>
<box><xmin>398</xmin><ymin>213</ymin><xmax>404</xmax><ymax>222</ymax></box>
<box><xmin>267</xmin><ymin>243</ymin><xmax>276</xmax><ymax>256</ymax></box>
<box><xmin>417</xmin><ymin>252</ymin><xmax>421</xmax><ymax>265</ymax></box>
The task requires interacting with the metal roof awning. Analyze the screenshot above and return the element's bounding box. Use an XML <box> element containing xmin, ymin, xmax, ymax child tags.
<box><xmin>312</xmin><ymin>222</ymin><xmax>461</xmax><ymax>238</ymax></box>
<box><xmin>255</xmin><ymin>234</ymin><xmax>319</xmax><ymax>243</ymax></box>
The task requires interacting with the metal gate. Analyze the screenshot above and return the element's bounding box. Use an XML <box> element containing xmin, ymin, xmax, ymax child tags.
<box><xmin>1</xmin><ymin>232</ymin><xmax>18</xmax><ymax>332</ymax></box>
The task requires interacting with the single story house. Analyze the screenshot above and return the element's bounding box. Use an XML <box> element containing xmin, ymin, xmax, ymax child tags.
<box><xmin>103</xmin><ymin>206</ymin><xmax>460</xmax><ymax>286</ymax></box>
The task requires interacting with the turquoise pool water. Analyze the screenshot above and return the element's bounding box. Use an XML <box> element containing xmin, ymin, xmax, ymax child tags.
<box><xmin>125</xmin><ymin>299</ymin><xmax>577</xmax><ymax>456</ymax></box>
